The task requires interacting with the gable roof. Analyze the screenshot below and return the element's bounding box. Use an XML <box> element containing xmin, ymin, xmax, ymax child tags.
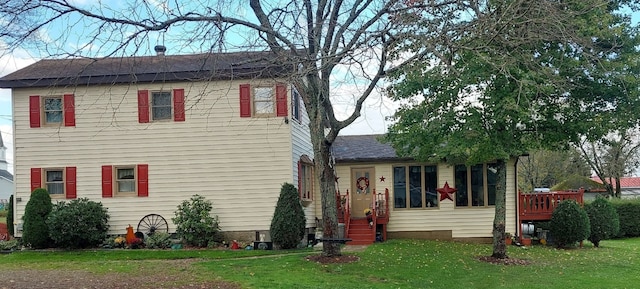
<box><xmin>0</xmin><ymin>50</ymin><xmax>294</xmax><ymax>88</ymax></box>
<box><xmin>333</xmin><ymin>134</ymin><xmax>407</xmax><ymax>163</ymax></box>
<box><xmin>590</xmin><ymin>176</ymin><xmax>640</xmax><ymax>189</ymax></box>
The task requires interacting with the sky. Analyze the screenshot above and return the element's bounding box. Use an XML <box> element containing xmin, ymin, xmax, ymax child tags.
<box><xmin>0</xmin><ymin>4</ymin><xmax>638</xmax><ymax>176</ymax></box>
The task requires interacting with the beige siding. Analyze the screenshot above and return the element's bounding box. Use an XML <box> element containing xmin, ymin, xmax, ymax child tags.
<box><xmin>333</xmin><ymin>159</ymin><xmax>517</xmax><ymax>238</ymax></box>
<box><xmin>12</xmin><ymin>80</ymin><xmax>298</xmax><ymax>235</ymax></box>
<box><xmin>289</xmin><ymin>87</ymin><xmax>315</xmax><ymax>227</ymax></box>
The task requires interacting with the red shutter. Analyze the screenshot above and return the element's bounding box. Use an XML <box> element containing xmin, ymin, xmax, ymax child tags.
<box><xmin>30</xmin><ymin>168</ymin><xmax>42</xmax><ymax>192</ymax></box>
<box><xmin>276</xmin><ymin>83</ymin><xmax>288</xmax><ymax>117</ymax></box>
<box><xmin>137</xmin><ymin>164</ymin><xmax>148</xmax><ymax>197</ymax></box>
<box><xmin>138</xmin><ymin>90</ymin><xmax>150</xmax><ymax>123</ymax></box>
<box><xmin>173</xmin><ymin>88</ymin><xmax>185</xmax><ymax>122</ymax></box>
<box><xmin>29</xmin><ymin>96</ymin><xmax>41</xmax><ymax>128</ymax></box>
<box><xmin>102</xmin><ymin>166</ymin><xmax>113</xmax><ymax>198</ymax></box>
<box><xmin>298</xmin><ymin>161</ymin><xmax>302</xmax><ymax>198</ymax></box>
<box><xmin>63</xmin><ymin>94</ymin><xmax>75</xmax><ymax>127</ymax></box>
<box><xmin>239</xmin><ymin>84</ymin><xmax>251</xmax><ymax>117</ymax></box>
<box><xmin>65</xmin><ymin>167</ymin><xmax>77</xmax><ymax>199</ymax></box>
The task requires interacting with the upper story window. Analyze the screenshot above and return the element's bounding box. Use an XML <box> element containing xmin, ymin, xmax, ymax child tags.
<box><xmin>455</xmin><ymin>163</ymin><xmax>498</xmax><ymax>207</ymax></box>
<box><xmin>393</xmin><ymin>165</ymin><xmax>438</xmax><ymax>209</ymax></box>
<box><xmin>138</xmin><ymin>89</ymin><xmax>185</xmax><ymax>123</ymax></box>
<box><xmin>151</xmin><ymin>92</ymin><xmax>173</xmax><ymax>120</ymax></box>
<box><xmin>43</xmin><ymin>97</ymin><xmax>63</xmax><ymax>124</ymax></box>
<box><xmin>239</xmin><ymin>83</ymin><xmax>288</xmax><ymax>118</ymax></box>
<box><xmin>29</xmin><ymin>94</ymin><xmax>75</xmax><ymax>128</ymax></box>
<box><xmin>292</xmin><ymin>87</ymin><xmax>301</xmax><ymax>121</ymax></box>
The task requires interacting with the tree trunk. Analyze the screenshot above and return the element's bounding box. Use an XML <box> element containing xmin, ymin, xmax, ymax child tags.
<box><xmin>491</xmin><ymin>159</ymin><xmax>508</xmax><ymax>259</ymax></box>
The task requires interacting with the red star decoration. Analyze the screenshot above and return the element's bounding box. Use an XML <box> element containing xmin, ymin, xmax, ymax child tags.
<box><xmin>437</xmin><ymin>181</ymin><xmax>457</xmax><ymax>202</ymax></box>
<box><xmin>379</xmin><ymin>176</ymin><xmax>386</xmax><ymax>182</ymax></box>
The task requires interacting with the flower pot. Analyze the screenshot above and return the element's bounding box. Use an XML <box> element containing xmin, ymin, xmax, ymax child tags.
<box><xmin>521</xmin><ymin>237</ymin><xmax>532</xmax><ymax>246</ymax></box>
<box><xmin>505</xmin><ymin>238</ymin><xmax>512</xmax><ymax>245</ymax></box>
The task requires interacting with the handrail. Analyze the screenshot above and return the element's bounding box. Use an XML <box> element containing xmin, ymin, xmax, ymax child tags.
<box><xmin>519</xmin><ymin>188</ymin><xmax>585</xmax><ymax>221</ymax></box>
<box><xmin>344</xmin><ymin>190</ymin><xmax>350</xmax><ymax>238</ymax></box>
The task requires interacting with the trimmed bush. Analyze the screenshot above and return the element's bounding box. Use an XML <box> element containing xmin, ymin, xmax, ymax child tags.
<box><xmin>145</xmin><ymin>232</ymin><xmax>172</xmax><ymax>249</ymax></box>
<box><xmin>611</xmin><ymin>199</ymin><xmax>640</xmax><ymax>238</ymax></box>
<box><xmin>173</xmin><ymin>195</ymin><xmax>220</xmax><ymax>247</ymax></box>
<box><xmin>585</xmin><ymin>197</ymin><xmax>619</xmax><ymax>247</ymax></box>
<box><xmin>270</xmin><ymin>183</ymin><xmax>306</xmax><ymax>249</ymax></box>
<box><xmin>22</xmin><ymin>188</ymin><xmax>53</xmax><ymax>248</ymax></box>
<box><xmin>549</xmin><ymin>200</ymin><xmax>590</xmax><ymax>248</ymax></box>
<box><xmin>47</xmin><ymin>198</ymin><xmax>110</xmax><ymax>249</ymax></box>
<box><xmin>6</xmin><ymin>195</ymin><xmax>13</xmax><ymax>237</ymax></box>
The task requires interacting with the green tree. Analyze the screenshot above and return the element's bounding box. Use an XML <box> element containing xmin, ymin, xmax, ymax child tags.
<box><xmin>22</xmin><ymin>188</ymin><xmax>52</xmax><ymax>248</ymax></box>
<box><xmin>585</xmin><ymin>197</ymin><xmax>620</xmax><ymax>247</ymax></box>
<box><xmin>386</xmin><ymin>1</ymin><xmax>639</xmax><ymax>259</ymax></box>
<box><xmin>6</xmin><ymin>195</ymin><xmax>13</xmax><ymax>237</ymax></box>
<box><xmin>518</xmin><ymin>149</ymin><xmax>591</xmax><ymax>192</ymax></box>
<box><xmin>270</xmin><ymin>183</ymin><xmax>306</xmax><ymax>249</ymax></box>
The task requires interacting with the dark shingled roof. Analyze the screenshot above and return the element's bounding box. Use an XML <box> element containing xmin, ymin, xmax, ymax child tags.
<box><xmin>0</xmin><ymin>170</ymin><xmax>12</xmax><ymax>182</ymax></box>
<box><xmin>333</xmin><ymin>134</ymin><xmax>408</xmax><ymax>163</ymax></box>
<box><xmin>0</xmin><ymin>50</ymin><xmax>295</xmax><ymax>88</ymax></box>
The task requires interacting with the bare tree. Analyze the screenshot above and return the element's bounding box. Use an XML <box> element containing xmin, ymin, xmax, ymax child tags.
<box><xmin>578</xmin><ymin>128</ymin><xmax>640</xmax><ymax>198</ymax></box>
<box><xmin>518</xmin><ymin>149</ymin><xmax>591</xmax><ymax>192</ymax></box>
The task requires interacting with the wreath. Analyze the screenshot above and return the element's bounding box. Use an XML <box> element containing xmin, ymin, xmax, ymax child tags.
<box><xmin>356</xmin><ymin>176</ymin><xmax>370</xmax><ymax>191</ymax></box>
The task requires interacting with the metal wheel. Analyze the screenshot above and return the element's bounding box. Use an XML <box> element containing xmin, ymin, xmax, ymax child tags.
<box><xmin>137</xmin><ymin>214</ymin><xmax>168</xmax><ymax>236</ymax></box>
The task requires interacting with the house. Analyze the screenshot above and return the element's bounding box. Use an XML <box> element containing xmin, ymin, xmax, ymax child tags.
<box><xmin>590</xmin><ymin>176</ymin><xmax>640</xmax><ymax>199</ymax></box>
<box><xmin>0</xmin><ymin>47</ymin><xmax>316</xmax><ymax>241</ymax></box>
<box><xmin>0</xmin><ymin>132</ymin><xmax>13</xmax><ymax>204</ymax></box>
<box><xmin>331</xmin><ymin>135</ymin><xmax>519</xmax><ymax>242</ymax></box>
<box><xmin>1</xmin><ymin>47</ymin><xmax>550</xmax><ymax>245</ymax></box>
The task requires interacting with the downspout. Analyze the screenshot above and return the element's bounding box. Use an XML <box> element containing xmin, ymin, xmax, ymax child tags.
<box><xmin>514</xmin><ymin>156</ymin><xmax>520</xmax><ymax>238</ymax></box>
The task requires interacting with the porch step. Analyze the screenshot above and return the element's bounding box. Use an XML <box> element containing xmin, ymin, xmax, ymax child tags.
<box><xmin>346</xmin><ymin>220</ymin><xmax>375</xmax><ymax>245</ymax></box>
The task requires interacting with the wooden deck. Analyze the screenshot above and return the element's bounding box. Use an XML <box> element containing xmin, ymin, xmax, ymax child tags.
<box><xmin>519</xmin><ymin>189</ymin><xmax>585</xmax><ymax>221</ymax></box>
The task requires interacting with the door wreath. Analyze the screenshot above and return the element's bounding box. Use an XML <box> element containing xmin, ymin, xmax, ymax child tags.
<box><xmin>356</xmin><ymin>176</ymin><xmax>369</xmax><ymax>192</ymax></box>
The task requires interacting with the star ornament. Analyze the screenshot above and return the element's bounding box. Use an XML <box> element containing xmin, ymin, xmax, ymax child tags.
<box><xmin>437</xmin><ymin>181</ymin><xmax>457</xmax><ymax>202</ymax></box>
<box><xmin>379</xmin><ymin>176</ymin><xmax>386</xmax><ymax>182</ymax></box>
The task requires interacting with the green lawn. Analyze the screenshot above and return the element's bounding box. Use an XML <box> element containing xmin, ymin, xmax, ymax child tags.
<box><xmin>1</xmin><ymin>239</ymin><xmax>639</xmax><ymax>289</ymax></box>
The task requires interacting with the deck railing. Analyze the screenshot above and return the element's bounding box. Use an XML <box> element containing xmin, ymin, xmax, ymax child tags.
<box><xmin>518</xmin><ymin>189</ymin><xmax>585</xmax><ymax>221</ymax></box>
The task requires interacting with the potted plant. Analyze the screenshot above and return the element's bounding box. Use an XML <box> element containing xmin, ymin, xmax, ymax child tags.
<box><xmin>505</xmin><ymin>233</ymin><xmax>513</xmax><ymax>245</ymax></box>
<box><xmin>520</xmin><ymin>236</ymin><xmax>532</xmax><ymax>246</ymax></box>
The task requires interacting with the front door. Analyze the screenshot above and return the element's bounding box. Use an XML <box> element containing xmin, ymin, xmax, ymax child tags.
<box><xmin>351</xmin><ymin>167</ymin><xmax>375</xmax><ymax>218</ymax></box>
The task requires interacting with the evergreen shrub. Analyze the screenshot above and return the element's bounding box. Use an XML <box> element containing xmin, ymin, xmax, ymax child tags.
<box><xmin>47</xmin><ymin>198</ymin><xmax>110</xmax><ymax>249</ymax></box>
<box><xmin>173</xmin><ymin>195</ymin><xmax>220</xmax><ymax>247</ymax></box>
<box><xmin>270</xmin><ymin>183</ymin><xmax>306</xmax><ymax>249</ymax></box>
<box><xmin>22</xmin><ymin>188</ymin><xmax>53</xmax><ymax>249</ymax></box>
<box><xmin>549</xmin><ymin>200</ymin><xmax>590</xmax><ymax>248</ymax></box>
<box><xmin>610</xmin><ymin>199</ymin><xmax>640</xmax><ymax>238</ymax></box>
<box><xmin>6</xmin><ymin>195</ymin><xmax>13</xmax><ymax>236</ymax></box>
<box><xmin>585</xmin><ymin>197</ymin><xmax>619</xmax><ymax>247</ymax></box>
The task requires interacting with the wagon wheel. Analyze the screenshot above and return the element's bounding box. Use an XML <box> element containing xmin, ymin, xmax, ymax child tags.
<box><xmin>137</xmin><ymin>214</ymin><xmax>168</xmax><ymax>236</ymax></box>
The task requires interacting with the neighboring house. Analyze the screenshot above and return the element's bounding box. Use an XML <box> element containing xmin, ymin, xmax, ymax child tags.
<box><xmin>0</xmin><ymin>131</ymin><xmax>13</xmax><ymax>204</ymax></box>
<box><xmin>0</xmin><ymin>47</ymin><xmax>315</xmax><ymax>240</ymax></box>
<box><xmin>590</xmin><ymin>176</ymin><xmax>640</xmax><ymax>199</ymax></box>
<box><xmin>331</xmin><ymin>135</ymin><xmax>519</xmax><ymax>242</ymax></box>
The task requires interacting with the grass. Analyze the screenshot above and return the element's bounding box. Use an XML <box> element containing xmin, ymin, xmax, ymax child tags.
<box><xmin>1</xmin><ymin>239</ymin><xmax>639</xmax><ymax>288</ymax></box>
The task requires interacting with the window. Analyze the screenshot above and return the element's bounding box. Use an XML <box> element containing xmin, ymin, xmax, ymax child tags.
<box><xmin>292</xmin><ymin>87</ymin><xmax>301</xmax><ymax>121</ymax></box>
<box><xmin>138</xmin><ymin>89</ymin><xmax>185</xmax><ymax>123</ymax></box>
<box><xmin>455</xmin><ymin>163</ymin><xmax>498</xmax><ymax>207</ymax></box>
<box><xmin>30</xmin><ymin>167</ymin><xmax>77</xmax><ymax>199</ymax></box>
<box><xmin>151</xmin><ymin>92</ymin><xmax>172</xmax><ymax>120</ymax></box>
<box><xmin>298</xmin><ymin>155</ymin><xmax>313</xmax><ymax>201</ymax></box>
<box><xmin>393</xmin><ymin>165</ymin><xmax>438</xmax><ymax>209</ymax></box>
<box><xmin>29</xmin><ymin>94</ymin><xmax>75</xmax><ymax>128</ymax></box>
<box><xmin>239</xmin><ymin>83</ymin><xmax>288</xmax><ymax>118</ymax></box>
<box><xmin>45</xmin><ymin>169</ymin><xmax>64</xmax><ymax>195</ymax></box>
<box><xmin>116</xmin><ymin>167</ymin><xmax>136</xmax><ymax>194</ymax></box>
<box><xmin>254</xmin><ymin>87</ymin><xmax>275</xmax><ymax>115</ymax></box>
<box><xmin>43</xmin><ymin>97</ymin><xmax>63</xmax><ymax>124</ymax></box>
<box><xmin>101</xmin><ymin>164</ymin><xmax>148</xmax><ymax>197</ymax></box>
